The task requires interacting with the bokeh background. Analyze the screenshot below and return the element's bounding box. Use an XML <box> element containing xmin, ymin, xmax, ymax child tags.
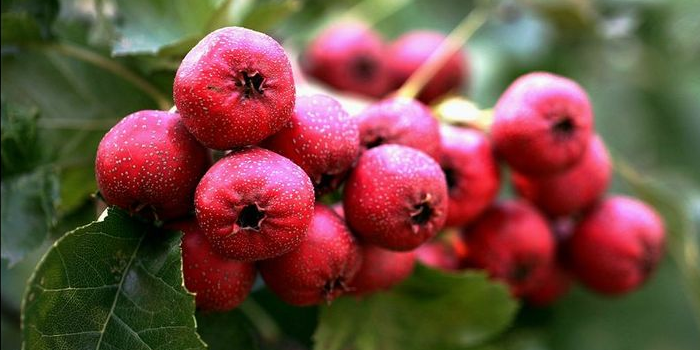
<box><xmin>2</xmin><ymin>0</ymin><xmax>699</xmax><ymax>349</ymax></box>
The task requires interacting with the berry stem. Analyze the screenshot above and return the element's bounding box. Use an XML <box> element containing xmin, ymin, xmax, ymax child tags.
<box><xmin>31</xmin><ymin>42</ymin><xmax>172</xmax><ymax>111</ymax></box>
<box><xmin>238</xmin><ymin>299</ymin><xmax>282</xmax><ymax>344</ymax></box>
<box><xmin>396</xmin><ymin>2</ymin><xmax>491</xmax><ymax>101</ymax></box>
<box><xmin>432</xmin><ymin>97</ymin><xmax>494</xmax><ymax>132</ymax></box>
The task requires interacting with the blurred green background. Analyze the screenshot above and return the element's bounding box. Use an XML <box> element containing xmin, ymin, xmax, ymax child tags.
<box><xmin>2</xmin><ymin>0</ymin><xmax>699</xmax><ymax>349</ymax></box>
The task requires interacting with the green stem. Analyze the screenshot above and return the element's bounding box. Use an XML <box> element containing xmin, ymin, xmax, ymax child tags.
<box><xmin>239</xmin><ymin>299</ymin><xmax>281</xmax><ymax>344</ymax></box>
<box><xmin>397</xmin><ymin>2</ymin><xmax>490</xmax><ymax>100</ymax></box>
<box><xmin>33</xmin><ymin>42</ymin><xmax>171</xmax><ymax>111</ymax></box>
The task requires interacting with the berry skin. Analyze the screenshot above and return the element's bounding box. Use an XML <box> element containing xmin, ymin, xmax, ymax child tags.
<box><xmin>95</xmin><ymin>110</ymin><xmax>209</xmax><ymax>221</ymax></box>
<box><xmin>491</xmin><ymin>72</ymin><xmax>594</xmax><ymax>175</ymax></box>
<box><xmin>416</xmin><ymin>240</ymin><xmax>461</xmax><ymax>271</ymax></box>
<box><xmin>343</xmin><ymin>144</ymin><xmax>448</xmax><ymax>251</ymax></box>
<box><xmin>439</xmin><ymin>125</ymin><xmax>500</xmax><ymax>227</ymax></box>
<box><xmin>513</xmin><ymin>134</ymin><xmax>611</xmax><ymax>217</ymax></box>
<box><xmin>259</xmin><ymin>204</ymin><xmax>362</xmax><ymax>306</ymax></box>
<box><xmin>261</xmin><ymin>94</ymin><xmax>359</xmax><ymax>195</ymax></box>
<box><xmin>387</xmin><ymin>30</ymin><xmax>468</xmax><ymax>104</ymax></box>
<box><xmin>171</xmin><ymin>219</ymin><xmax>256</xmax><ymax>311</ymax></box>
<box><xmin>523</xmin><ymin>262</ymin><xmax>572</xmax><ymax>307</ymax></box>
<box><xmin>567</xmin><ymin>196</ymin><xmax>665</xmax><ymax>295</ymax></box>
<box><xmin>302</xmin><ymin>22</ymin><xmax>389</xmax><ymax>97</ymax></box>
<box><xmin>356</xmin><ymin>97</ymin><xmax>441</xmax><ymax>160</ymax></box>
<box><xmin>174</xmin><ymin>26</ymin><xmax>295</xmax><ymax>150</ymax></box>
<box><xmin>349</xmin><ymin>245</ymin><xmax>416</xmax><ymax>296</ymax></box>
<box><xmin>195</xmin><ymin>147</ymin><xmax>315</xmax><ymax>261</ymax></box>
<box><xmin>462</xmin><ymin>200</ymin><xmax>555</xmax><ymax>297</ymax></box>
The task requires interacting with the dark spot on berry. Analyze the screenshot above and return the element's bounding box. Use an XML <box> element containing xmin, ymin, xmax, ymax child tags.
<box><xmin>235</xmin><ymin>71</ymin><xmax>265</xmax><ymax>99</ymax></box>
<box><xmin>365</xmin><ymin>136</ymin><xmax>385</xmax><ymax>149</ymax></box>
<box><xmin>237</xmin><ymin>204</ymin><xmax>265</xmax><ymax>231</ymax></box>
<box><xmin>510</xmin><ymin>263</ymin><xmax>532</xmax><ymax>282</ymax></box>
<box><xmin>443</xmin><ymin>167</ymin><xmax>457</xmax><ymax>191</ymax></box>
<box><xmin>411</xmin><ymin>202</ymin><xmax>434</xmax><ymax>225</ymax></box>
<box><xmin>351</xmin><ymin>55</ymin><xmax>377</xmax><ymax>81</ymax></box>
<box><xmin>552</xmin><ymin>117</ymin><xmax>575</xmax><ymax>137</ymax></box>
<box><xmin>638</xmin><ymin>238</ymin><xmax>658</xmax><ymax>277</ymax></box>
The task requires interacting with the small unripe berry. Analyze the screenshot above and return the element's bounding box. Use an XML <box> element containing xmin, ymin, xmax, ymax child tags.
<box><xmin>492</xmin><ymin>72</ymin><xmax>594</xmax><ymax>175</ymax></box>
<box><xmin>95</xmin><ymin>110</ymin><xmax>209</xmax><ymax>221</ymax></box>
<box><xmin>567</xmin><ymin>196</ymin><xmax>665</xmax><ymax>295</ymax></box>
<box><xmin>173</xmin><ymin>219</ymin><xmax>256</xmax><ymax>311</ymax></box>
<box><xmin>259</xmin><ymin>204</ymin><xmax>362</xmax><ymax>306</ymax></box>
<box><xmin>344</xmin><ymin>145</ymin><xmax>448</xmax><ymax>251</ymax></box>
<box><xmin>462</xmin><ymin>200</ymin><xmax>555</xmax><ymax>297</ymax></box>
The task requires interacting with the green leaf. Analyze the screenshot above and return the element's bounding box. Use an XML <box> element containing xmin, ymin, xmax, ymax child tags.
<box><xmin>0</xmin><ymin>99</ymin><xmax>43</xmax><ymax>177</ymax></box>
<box><xmin>313</xmin><ymin>266</ymin><xmax>519</xmax><ymax>350</ymax></box>
<box><xmin>238</xmin><ymin>0</ymin><xmax>301</xmax><ymax>33</ymax></box>
<box><xmin>1</xmin><ymin>167</ymin><xmax>59</xmax><ymax>266</ymax></box>
<box><xmin>21</xmin><ymin>207</ymin><xmax>206</xmax><ymax>350</ymax></box>
<box><xmin>1</xmin><ymin>12</ymin><xmax>43</xmax><ymax>44</ymax></box>
<box><xmin>112</xmin><ymin>0</ymin><xmax>226</xmax><ymax>56</ymax></box>
<box><xmin>196</xmin><ymin>310</ymin><xmax>258</xmax><ymax>350</ymax></box>
<box><xmin>0</xmin><ymin>0</ymin><xmax>59</xmax><ymax>43</ymax></box>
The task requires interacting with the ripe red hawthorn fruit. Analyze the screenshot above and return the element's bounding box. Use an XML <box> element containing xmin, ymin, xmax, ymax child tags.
<box><xmin>174</xmin><ymin>26</ymin><xmax>295</xmax><ymax>150</ymax></box>
<box><xmin>195</xmin><ymin>147</ymin><xmax>315</xmax><ymax>261</ymax></box>
<box><xmin>524</xmin><ymin>262</ymin><xmax>573</xmax><ymax>307</ymax></box>
<box><xmin>301</xmin><ymin>21</ymin><xmax>390</xmax><ymax>97</ymax></box>
<box><xmin>343</xmin><ymin>144</ymin><xmax>448</xmax><ymax>251</ymax></box>
<box><xmin>415</xmin><ymin>229</ymin><xmax>469</xmax><ymax>271</ymax></box>
<box><xmin>387</xmin><ymin>30</ymin><xmax>469</xmax><ymax>104</ymax></box>
<box><xmin>259</xmin><ymin>204</ymin><xmax>362</xmax><ymax>306</ymax></box>
<box><xmin>567</xmin><ymin>196</ymin><xmax>665</xmax><ymax>295</ymax></box>
<box><xmin>491</xmin><ymin>72</ymin><xmax>594</xmax><ymax>175</ymax></box>
<box><xmin>261</xmin><ymin>94</ymin><xmax>359</xmax><ymax>195</ymax></box>
<box><xmin>439</xmin><ymin>124</ymin><xmax>500</xmax><ymax>227</ymax></box>
<box><xmin>461</xmin><ymin>200</ymin><xmax>555</xmax><ymax>297</ymax></box>
<box><xmin>171</xmin><ymin>219</ymin><xmax>256</xmax><ymax>311</ymax></box>
<box><xmin>95</xmin><ymin>110</ymin><xmax>209</xmax><ymax>221</ymax></box>
<box><xmin>349</xmin><ymin>244</ymin><xmax>416</xmax><ymax>296</ymax></box>
<box><xmin>356</xmin><ymin>97</ymin><xmax>441</xmax><ymax>160</ymax></box>
<box><xmin>512</xmin><ymin>134</ymin><xmax>611</xmax><ymax>217</ymax></box>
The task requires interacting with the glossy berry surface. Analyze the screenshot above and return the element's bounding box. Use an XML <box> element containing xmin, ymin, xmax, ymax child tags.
<box><xmin>174</xmin><ymin>26</ymin><xmax>295</xmax><ymax>150</ymax></box>
<box><xmin>462</xmin><ymin>200</ymin><xmax>555</xmax><ymax>297</ymax></box>
<box><xmin>439</xmin><ymin>125</ymin><xmax>500</xmax><ymax>227</ymax></box>
<box><xmin>262</xmin><ymin>94</ymin><xmax>359</xmax><ymax>194</ymax></box>
<box><xmin>513</xmin><ymin>134</ymin><xmax>611</xmax><ymax>217</ymax></box>
<box><xmin>174</xmin><ymin>219</ymin><xmax>256</xmax><ymax>311</ymax></box>
<box><xmin>343</xmin><ymin>145</ymin><xmax>448</xmax><ymax>251</ymax></box>
<box><xmin>356</xmin><ymin>97</ymin><xmax>441</xmax><ymax>160</ymax></box>
<box><xmin>195</xmin><ymin>147</ymin><xmax>315</xmax><ymax>261</ymax></box>
<box><xmin>259</xmin><ymin>204</ymin><xmax>361</xmax><ymax>306</ymax></box>
<box><xmin>95</xmin><ymin>110</ymin><xmax>209</xmax><ymax>221</ymax></box>
<box><xmin>387</xmin><ymin>30</ymin><xmax>468</xmax><ymax>104</ymax></box>
<box><xmin>492</xmin><ymin>72</ymin><xmax>594</xmax><ymax>175</ymax></box>
<box><xmin>349</xmin><ymin>245</ymin><xmax>416</xmax><ymax>296</ymax></box>
<box><xmin>567</xmin><ymin>196</ymin><xmax>665</xmax><ymax>295</ymax></box>
<box><xmin>302</xmin><ymin>22</ymin><xmax>389</xmax><ymax>97</ymax></box>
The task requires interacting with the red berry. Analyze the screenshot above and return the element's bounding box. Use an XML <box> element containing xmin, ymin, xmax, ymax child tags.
<box><xmin>172</xmin><ymin>219</ymin><xmax>256</xmax><ymax>311</ymax></box>
<box><xmin>416</xmin><ymin>240</ymin><xmax>460</xmax><ymax>272</ymax></box>
<box><xmin>302</xmin><ymin>22</ymin><xmax>389</xmax><ymax>97</ymax></box>
<box><xmin>174</xmin><ymin>27</ymin><xmax>295</xmax><ymax>150</ymax></box>
<box><xmin>259</xmin><ymin>204</ymin><xmax>362</xmax><ymax>306</ymax></box>
<box><xmin>262</xmin><ymin>94</ymin><xmax>359</xmax><ymax>194</ymax></box>
<box><xmin>513</xmin><ymin>135</ymin><xmax>611</xmax><ymax>217</ymax></box>
<box><xmin>387</xmin><ymin>30</ymin><xmax>469</xmax><ymax>104</ymax></box>
<box><xmin>523</xmin><ymin>262</ymin><xmax>572</xmax><ymax>307</ymax></box>
<box><xmin>567</xmin><ymin>196</ymin><xmax>665</xmax><ymax>295</ymax></box>
<box><xmin>492</xmin><ymin>72</ymin><xmax>594</xmax><ymax>175</ymax></box>
<box><xmin>357</xmin><ymin>97</ymin><xmax>441</xmax><ymax>160</ymax></box>
<box><xmin>195</xmin><ymin>147</ymin><xmax>315</xmax><ymax>261</ymax></box>
<box><xmin>349</xmin><ymin>245</ymin><xmax>416</xmax><ymax>296</ymax></box>
<box><xmin>462</xmin><ymin>200</ymin><xmax>555</xmax><ymax>297</ymax></box>
<box><xmin>343</xmin><ymin>145</ymin><xmax>448</xmax><ymax>251</ymax></box>
<box><xmin>439</xmin><ymin>124</ymin><xmax>500</xmax><ymax>227</ymax></box>
<box><xmin>95</xmin><ymin>110</ymin><xmax>209</xmax><ymax>221</ymax></box>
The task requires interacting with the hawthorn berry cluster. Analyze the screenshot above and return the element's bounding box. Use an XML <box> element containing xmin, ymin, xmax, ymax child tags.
<box><xmin>302</xmin><ymin>21</ymin><xmax>468</xmax><ymax>104</ymax></box>
<box><xmin>94</xmin><ymin>24</ymin><xmax>665</xmax><ymax>313</ymax></box>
